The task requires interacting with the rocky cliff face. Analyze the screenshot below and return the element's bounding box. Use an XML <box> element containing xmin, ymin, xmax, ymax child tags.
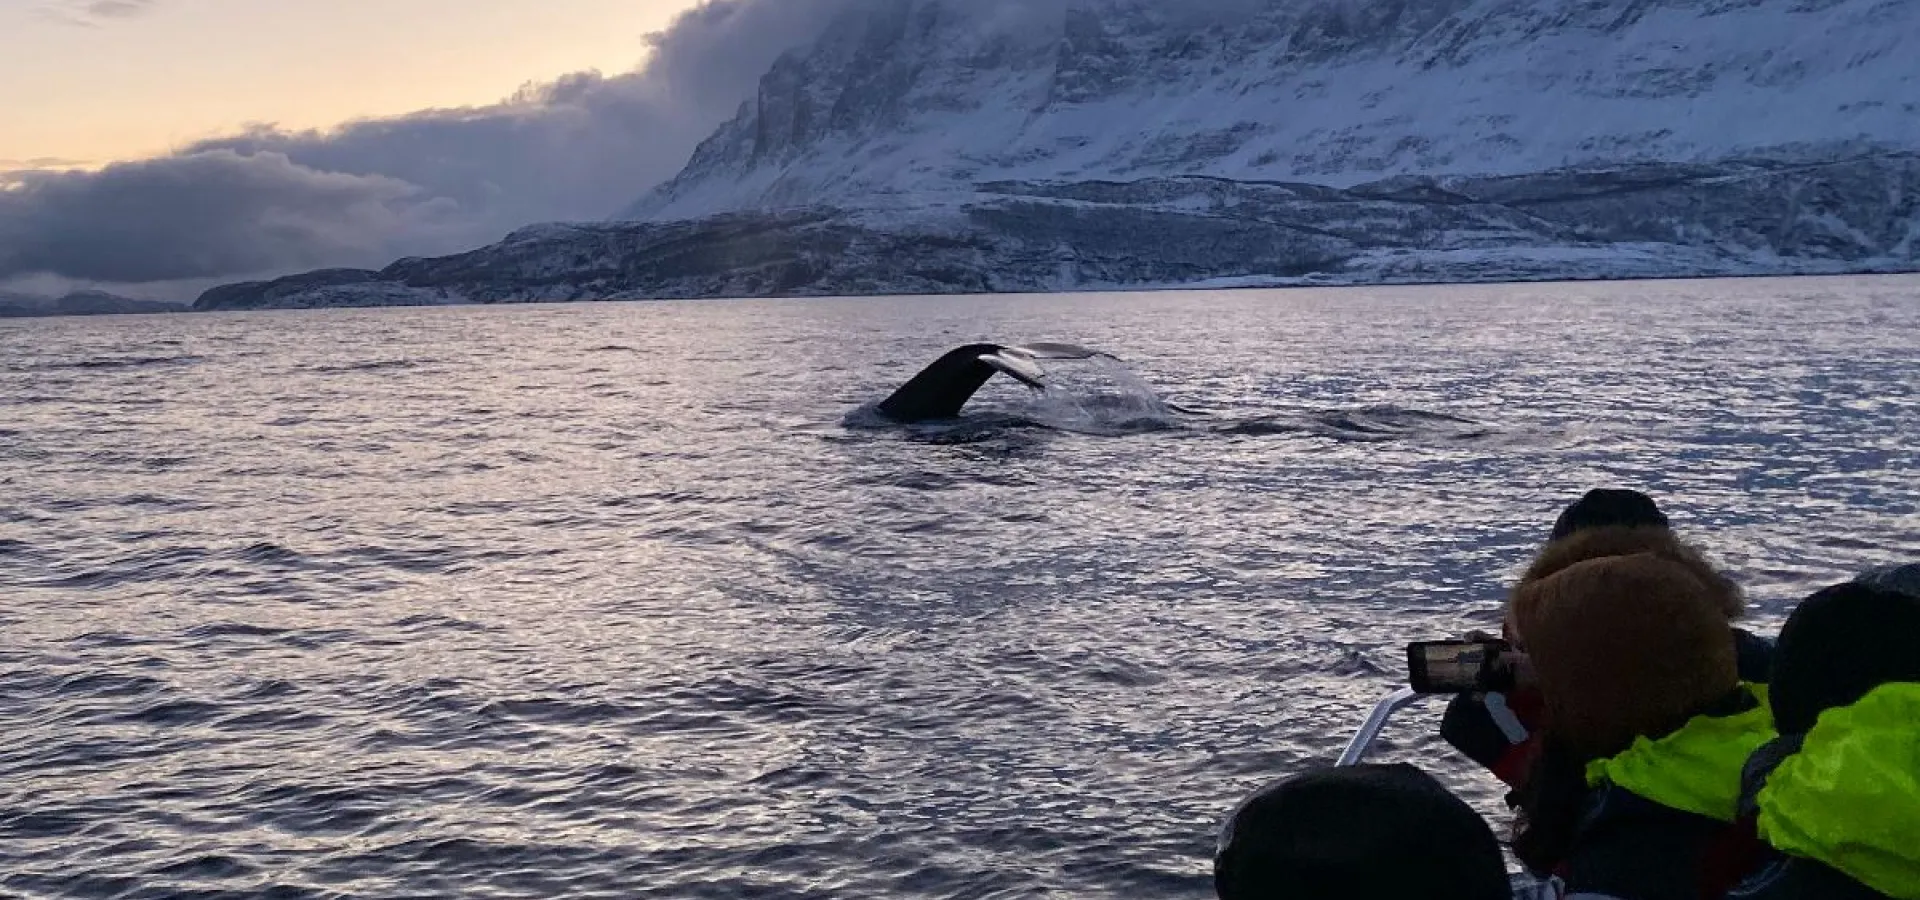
<box><xmin>195</xmin><ymin>153</ymin><xmax>1920</xmax><ymax>309</ymax></box>
<box><xmin>198</xmin><ymin>0</ymin><xmax>1920</xmax><ymax>310</ymax></box>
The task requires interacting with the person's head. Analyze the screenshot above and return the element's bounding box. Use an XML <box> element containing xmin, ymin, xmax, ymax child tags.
<box><xmin>1768</xmin><ymin>580</ymin><xmax>1920</xmax><ymax>735</ymax></box>
<box><xmin>1214</xmin><ymin>763</ymin><xmax>1509</xmax><ymax>900</ymax></box>
<box><xmin>1549</xmin><ymin>489</ymin><xmax>1670</xmax><ymax>541</ymax></box>
<box><xmin>1514</xmin><ymin>552</ymin><xmax>1739</xmax><ymax>760</ymax></box>
<box><xmin>1854</xmin><ymin>562</ymin><xmax>1920</xmax><ymax>599</ymax></box>
<box><xmin>1505</xmin><ymin>525</ymin><xmax>1744</xmax><ymax>645</ymax></box>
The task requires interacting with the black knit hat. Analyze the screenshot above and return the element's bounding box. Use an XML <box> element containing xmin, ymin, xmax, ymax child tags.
<box><xmin>1214</xmin><ymin>764</ymin><xmax>1509</xmax><ymax>900</ymax></box>
<box><xmin>1769</xmin><ymin>580</ymin><xmax>1920</xmax><ymax>735</ymax></box>
<box><xmin>1856</xmin><ymin>562</ymin><xmax>1920</xmax><ymax>599</ymax></box>
<box><xmin>1549</xmin><ymin>489</ymin><xmax>1671</xmax><ymax>541</ymax></box>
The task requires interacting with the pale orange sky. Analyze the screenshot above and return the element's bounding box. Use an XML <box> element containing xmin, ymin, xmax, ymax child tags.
<box><xmin>0</xmin><ymin>0</ymin><xmax>707</xmax><ymax>167</ymax></box>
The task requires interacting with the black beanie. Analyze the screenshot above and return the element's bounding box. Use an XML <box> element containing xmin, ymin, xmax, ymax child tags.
<box><xmin>1214</xmin><ymin>764</ymin><xmax>1509</xmax><ymax>900</ymax></box>
<box><xmin>1769</xmin><ymin>580</ymin><xmax>1920</xmax><ymax>735</ymax></box>
<box><xmin>1549</xmin><ymin>489</ymin><xmax>1671</xmax><ymax>541</ymax></box>
<box><xmin>1856</xmin><ymin>562</ymin><xmax>1920</xmax><ymax>599</ymax></box>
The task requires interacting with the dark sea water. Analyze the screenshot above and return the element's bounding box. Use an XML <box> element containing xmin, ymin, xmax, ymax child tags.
<box><xmin>3</xmin><ymin>276</ymin><xmax>1917</xmax><ymax>899</ymax></box>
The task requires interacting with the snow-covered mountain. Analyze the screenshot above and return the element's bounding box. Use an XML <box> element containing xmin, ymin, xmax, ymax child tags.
<box><xmin>630</xmin><ymin>0</ymin><xmax>1920</xmax><ymax>220</ymax></box>
<box><xmin>198</xmin><ymin>0</ymin><xmax>1920</xmax><ymax>310</ymax></box>
<box><xmin>195</xmin><ymin>154</ymin><xmax>1920</xmax><ymax>309</ymax></box>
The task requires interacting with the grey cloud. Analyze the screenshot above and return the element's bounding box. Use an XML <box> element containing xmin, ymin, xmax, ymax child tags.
<box><xmin>639</xmin><ymin>0</ymin><xmax>868</xmax><ymax>108</ymax></box>
<box><xmin>85</xmin><ymin>0</ymin><xmax>159</xmax><ymax>18</ymax></box>
<box><xmin>0</xmin><ymin>151</ymin><xmax>460</xmax><ymax>283</ymax></box>
<box><xmin>3</xmin><ymin>0</ymin><xmax>869</xmax><ymax>286</ymax></box>
<box><xmin>0</xmin><ymin>157</ymin><xmax>94</xmax><ymax>168</ymax></box>
<box><xmin>35</xmin><ymin>0</ymin><xmax>161</xmax><ymax>26</ymax></box>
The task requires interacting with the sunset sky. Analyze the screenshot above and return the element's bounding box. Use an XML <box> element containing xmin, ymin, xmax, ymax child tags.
<box><xmin>0</xmin><ymin>0</ymin><xmax>706</xmax><ymax>167</ymax></box>
<box><xmin>0</xmin><ymin>0</ymin><xmax>854</xmax><ymax>295</ymax></box>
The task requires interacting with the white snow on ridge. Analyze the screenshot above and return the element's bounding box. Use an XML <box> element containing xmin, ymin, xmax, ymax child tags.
<box><xmin>627</xmin><ymin>0</ymin><xmax>1920</xmax><ymax>222</ymax></box>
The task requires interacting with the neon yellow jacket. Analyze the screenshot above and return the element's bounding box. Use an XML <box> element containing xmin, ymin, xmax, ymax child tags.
<box><xmin>1758</xmin><ymin>682</ymin><xmax>1920</xmax><ymax>900</ymax></box>
<box><xmin>1584</xmin><ymin>684</ymin><xmax>1776</xmax><ymax>822</ymax></box>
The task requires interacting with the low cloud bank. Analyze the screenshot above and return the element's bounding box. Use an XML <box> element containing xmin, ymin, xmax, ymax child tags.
<box><xmin>0</xmin><ymin>0</ymin><xmax>867</xmax><ymax>294</ymax></box>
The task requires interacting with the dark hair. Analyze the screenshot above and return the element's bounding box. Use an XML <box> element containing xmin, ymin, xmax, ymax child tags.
<box><xmin>1770</xmin><ymin>581</ymin><xmax>1920</xmax><ymax>734</ymax></box>
<box><xmin>1215</xmin><ymin>764</ymin><xmax>1509</xmax><ymax>900</ymax></box>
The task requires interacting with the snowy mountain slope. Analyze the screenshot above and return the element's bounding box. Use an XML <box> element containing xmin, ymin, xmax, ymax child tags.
<box><xmin>196</xmin><ymin>152</ymin><xmax>1920</xmax><ymax>309</ymax></box>
<box><xmin>627</xmin><ymin>0</ymin><xmax>1920</xmax><ymax>221</ymax></box>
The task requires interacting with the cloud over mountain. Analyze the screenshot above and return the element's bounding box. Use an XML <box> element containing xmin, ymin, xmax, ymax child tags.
<box><xmin>0</xmin><ymin>0</ymin><xmax>862</xmax><ymax>291</ymax></box>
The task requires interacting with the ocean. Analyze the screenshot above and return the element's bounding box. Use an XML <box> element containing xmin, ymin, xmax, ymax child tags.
<box><xmin>3</xmin><ymin>276</ymin><xmax>1916</xmax><ymax>899</ymax></box>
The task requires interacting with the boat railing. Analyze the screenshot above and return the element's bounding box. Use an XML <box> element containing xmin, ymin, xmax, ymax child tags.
<box><xmin>1336</xmin><ymin>685</ymin><xmax>1563</xmax><ymax>900</ymax></box>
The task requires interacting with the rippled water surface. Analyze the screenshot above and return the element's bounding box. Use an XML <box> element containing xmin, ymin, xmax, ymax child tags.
<box><xmin>3</xmin><ymin>277</ymin><xmax>1917</xmax><ymax>899</ymax></box>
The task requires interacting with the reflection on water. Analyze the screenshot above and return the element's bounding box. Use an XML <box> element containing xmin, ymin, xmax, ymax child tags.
<box><xmin>1</xmin><ymin>276</ymin><xmax>1916</xmax><ymax>899</ymax></box>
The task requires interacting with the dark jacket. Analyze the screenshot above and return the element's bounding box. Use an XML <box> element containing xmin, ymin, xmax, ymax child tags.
<box><xmin>1524</xmin><ymin>686</ymin><xmax>1776</xmax><ymax>900</ymax></box>
<box><xmin>1725</xmin><ymin>857</ymin><xmax>1896</xmax><ymax>900</ymax></box>
<box><xmin>1557</xmin><ymin>788</ymin><xmax>1741</xmax><ymax>900</ymax></box>
<box><xmin>1442</xmin><ymin>629</ymin><xmax>1775</xmax><ymax>791</ymax></box>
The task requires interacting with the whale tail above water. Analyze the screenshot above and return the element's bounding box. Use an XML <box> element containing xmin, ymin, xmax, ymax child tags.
<box><xmin>865</xmin><ymin>344</ymin><xmax>1494</xmax><ymax>441</ymax></box>
<box><xmin>875</xmin><ymin>343</ymin><xmax>1109</xmax><ymax>423</ymax></box>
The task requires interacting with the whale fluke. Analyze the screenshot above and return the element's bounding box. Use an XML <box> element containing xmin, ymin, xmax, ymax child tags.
<box><xmin>875</xmin><ymin>342</ymin><xmax>1110</xmax><ymax>422</ymax></box>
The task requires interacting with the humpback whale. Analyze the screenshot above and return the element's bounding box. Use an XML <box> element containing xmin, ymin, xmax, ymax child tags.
<box><xmin>875</xmin><ymin>343</ymin><xmax>1109</xmax><ymax>422</ymax></box>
